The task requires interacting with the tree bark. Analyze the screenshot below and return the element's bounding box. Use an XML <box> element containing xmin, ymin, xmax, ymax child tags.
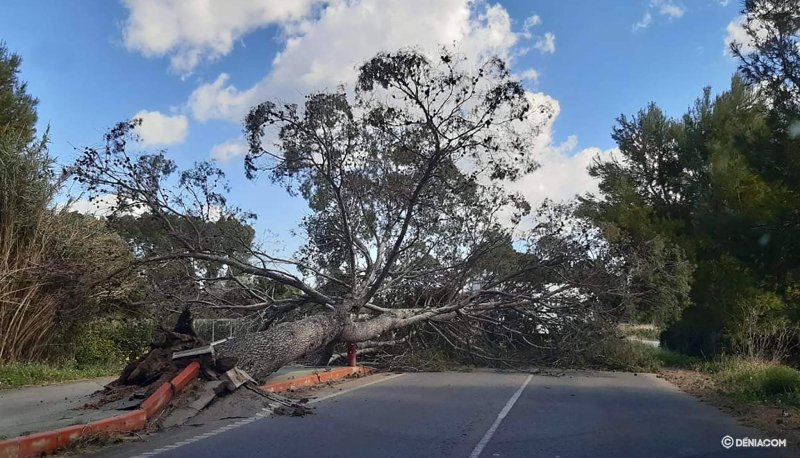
<box><xmin>306</xmin><ymin>340</ymin><xmax>337</xmax><ymax>366</ymax></box>
<box><xmin>215</xmin><ymin>311</ymin><xmax>346</xmax><ymax>381</ymax></box>
<box><xmin>214</xmin><ymin>306</ymin><xmax>463</xmax><ymax>381</ymax></box>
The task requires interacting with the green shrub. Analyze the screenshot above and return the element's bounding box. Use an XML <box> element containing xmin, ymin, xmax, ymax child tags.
<box><xmin>594</xmin><ymin>338</ymin><xmax>660</xmax><ymax>372</ymax></box>
<box><xmin>73</xmin><ymin>319</ymin><xmax>153</xmax><ymax>368</ymax></box>
<box><xmin>710</xmin><ymin>358</ymin><xmax>800</xmax><ymax>406</ymax></box>
<box><xmin>761</xmin><ymin>366</ymin><xmax>800</xmax><ymax>396</ymax></box>
<box><xmin>74</xmin><ymin>327</ymin><xmax>122</xmax><ymax>367</ymax></box>
<box><xmin>584</xmin><ymin>338</ymin><xmax>703</xmax><ymax>372</ymax></box>
<box><xmin>655</xmin><ymin>349</ymin><xmax>701</xmax><ymax>369</ymax></box>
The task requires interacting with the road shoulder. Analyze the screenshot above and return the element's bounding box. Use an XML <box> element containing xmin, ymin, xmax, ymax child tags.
<box><xmin>658</xmin><ymin>368</ymin><xmax>800</xmax><ymax>451</ymax></box>
<box><xmin>86</xmin><ymin>371</ymin><xmax>401</xmax><ymax>457</ymax></box>
<box><xmin>0</xmin><ymin>376</ymin><xmax>116</xmax><ymax>439</ymax></box>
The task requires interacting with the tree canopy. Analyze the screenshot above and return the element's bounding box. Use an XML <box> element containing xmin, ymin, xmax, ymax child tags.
<box><xmin>73</xmin><ymin>49</ymin><xmax>635</xmax><ymax>378</ymax></box>
<box><xmin>583</xmin><ymin>0</ymin><xmax>800</xmax><ymax>358</ymax></box>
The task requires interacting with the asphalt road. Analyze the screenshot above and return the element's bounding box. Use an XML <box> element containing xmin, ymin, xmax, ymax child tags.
<box><xmin>98</xmin><ymin>371</ymin><xmax>789</xmax><ymax>458</ymax></box>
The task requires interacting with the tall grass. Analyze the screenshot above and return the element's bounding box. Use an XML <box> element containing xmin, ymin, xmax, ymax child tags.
<box><xmin>590</xmin><ymin>337</ymin><xmax>701</xmax><ymax>372</ymax></box>
<box><xmin>0</xmin><ymin>130</ymin><xmax>65</xmax><ymax>362</ymax></box>
<box><xmin>596</xmin><ymin>339</ymin><xmax>800</xmax><ymax>407</ymax></box>
<box><xmin>704</xmin><ymin>357</ymin><xmax>800</xmax><ymax>406</ymax></box>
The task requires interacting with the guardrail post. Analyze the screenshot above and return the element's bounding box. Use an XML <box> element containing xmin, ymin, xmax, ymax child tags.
<box><xmin>346</xmin><ymin>342</ymin><xmax>357</xmax><ymax>367</ymax></box>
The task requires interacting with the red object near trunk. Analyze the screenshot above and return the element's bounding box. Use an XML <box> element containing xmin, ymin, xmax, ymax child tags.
<box><xmin>346</xmin><ymin>342</ymin><xmax>357</xmax><ymax>367</ymax></box>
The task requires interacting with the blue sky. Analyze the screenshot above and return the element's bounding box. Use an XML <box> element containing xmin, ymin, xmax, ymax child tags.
<box><xmin>1</xmin><ymin>0</ymin><xmax>744</xmax><ymax>251</ymax></box>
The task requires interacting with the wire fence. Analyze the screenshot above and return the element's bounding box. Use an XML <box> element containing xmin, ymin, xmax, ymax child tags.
<box><xmin>194</xmin><ymin>317</ymin><xmax>263</xmax><ymax>342</ymax></box>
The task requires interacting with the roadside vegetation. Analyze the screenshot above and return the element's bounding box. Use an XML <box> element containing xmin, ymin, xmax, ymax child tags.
<box><xmin>0</xmin><ymin>318</ymin><xmax>154</xmax><ymax>389</ymax></box>
<box><xmin>0</xmin><ymin>362</ymin><xmax>120</xmax><ymax>389</ymax></box>
<box><xmin>581</xmin><ymin>0</ymin><xmax>800</xmax><ymax>365</ymax></box>
<box><xmin>0</xmin><ymin>42</ymin><xmax>164</xmax><ymax>385</ymax></box>
<box><xmin>596</xmin><ymin>338</ymin><xmax>800</xmax><ymax>408</ymax></box>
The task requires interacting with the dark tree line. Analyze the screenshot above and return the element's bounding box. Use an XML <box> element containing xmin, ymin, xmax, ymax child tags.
<box><xmin>582</xmin><ymin>0</ymin><xmax>800</xmax><ymax>359</ymax></box>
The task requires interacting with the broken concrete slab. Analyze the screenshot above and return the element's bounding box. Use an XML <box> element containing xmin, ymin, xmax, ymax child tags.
<box><xmin>189</xmin><ymin>382</ymin><xmax>221</xmax><ymax>411</ymax></box>
<box><xmin>103</xmin><ymin>396</ymin><xmax>143</xmax><ymax>411</ymax></box>
<box><xmin>161</xmin><ymin>406</ymin><xmax>197</xmax><ymax>429</ymax></box>
<box><xmin>161</xmin><ymin>381</ymin><xmax>223</xmax><ymax>429</ymax></box>
<box><xmin>221</xmin><ymin>368</ymin><xmax>254</xmax><ymax>392</ymax></box>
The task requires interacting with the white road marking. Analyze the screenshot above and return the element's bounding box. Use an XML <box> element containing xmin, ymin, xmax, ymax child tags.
<box><xmin>129</xmin><ymin>409</ymin><xmax>271</xmax><ymax>458</ymax></box>
<box><xmin>308</xmin><ymin>373</ymin><xmax>404</xmax><ymax>405</ymax></box>
<box><xmin>468</xmin><ymin>374</ymin><xmax>533</xmax><ymax>458</ymax></box>
<box><xmin>128</xmin><ymin>373</ymin><xmax>403</xmax><ymax>458</ymax></box>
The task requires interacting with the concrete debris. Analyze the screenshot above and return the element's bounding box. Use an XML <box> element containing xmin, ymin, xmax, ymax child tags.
<box><xmin>189</xmin><ymin>382</ymin><xmax>222</xmax><ymax>411</ymax></box>
<box><xmin>161</xmin><ymin>381</ymin><xmax>223</xmax><ymax>428</ymax></box>
<box><xmin>221</xmin><ymin>367</ymin><xmax>255</xmax><ymax>392</ymax></box>
<box><xmin>172</xmin><ymin>345</ymin><xmax>214</xmax><ymax>359</ymax></box>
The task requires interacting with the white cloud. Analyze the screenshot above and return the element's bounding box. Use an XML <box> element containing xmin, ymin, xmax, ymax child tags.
<box><xmin>132</xmin><ymin>110</ymin><xmax>189</xmax><ymax>146</ymax></box>
<box><xmin>187</xmin><ymin>0</ymin><xmax>524</xmax><ymax>123</ymax></box>
<box><xmin>725</xmin><ymin>16</ymin><xmax>748</xmax><ymax>54</ymax></box>
<box><xmin>187</xmin><ymin>74</ymin><xmax>252</xmax><ymax>122</ymax></box>
<box><xmin>634</xmin><ymin>1</ymin><xmax>686</xmax><ymax>31</ymax></box>
<box><xmin>121</xmin><ymin>0</ymin><xmax>323</xmax><ymax>74</ymax></box>
<box><xmin>521</xmin><ymin>14</ymin><xmax>542</xmax><ymax>39</ymax></box>
<box><xmin>518</xmin><ymin>68</ymin><xmax>540</xmax><ymax>82</ymax></box>
<box><xmin>633</xmin><ymin>12</ymin><xmax>653</xmax><ymax>31</ymax></box>
<box><xmin>500</xmin><ymin>95</ymin><xmax>615</xmax><ymax>213</ymax></box>
<box><xmin>534</xmin><ymin>32</ymin><xmax>556</xmax><ymax>54</ymax></box>
<box><xmin>724</xmin><ymin>14</ymin><xmax>765</xmax><ymax>55</ymax></box>
<box><xmin>658</xmin><ymin>2</ymin><xmax>685</xmax><ymax>19</ymax></box>
<box><xmin>212</xmin><ymin>139</ymin><xmax>248</xmax><ymax>163</ymax></box>
<box><xmin>516</xmin><ymin>143</ymin><xmax>616</xmax><ymax>206</ymax></box>
<box><xmin>67</xmin><ymin>194</ymin><xmax>118</xmax><ymax>217</ymax></box>
<box><xmin>524</xmin><ymin>14</ymin><xmax>542</xmax><ymax>28</ymax></box>
<box><xmin>129</xmin><ymin>0</ymin><xmax>605</xmax><ymax>227</ymax></box>
<box><xmin>66</xmin><ymin>194</ymin><xmax>147</xmax><ymax>217</ymax></box>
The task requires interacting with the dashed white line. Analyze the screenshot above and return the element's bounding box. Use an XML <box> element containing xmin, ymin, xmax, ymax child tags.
<box><xmin>468</xmin><ymin>374</ymin><xmax>532</xmax><ymax>458</ymax></box>
<box><xmin>129</xmin><ymin>410</ymin><xmax>270</xmax><ymax>458</ymax></box>
<box><xmin>128</xmin><ymin>373</ymin><xmax>403</xmax><ymax>458</ymax></box>
<box><xmin>308</xmin><ymin>373</ymin><xmax>404</xmax><ymax>405</ymax></box>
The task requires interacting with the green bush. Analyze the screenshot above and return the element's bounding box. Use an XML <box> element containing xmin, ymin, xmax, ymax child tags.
<box><xmin>73</xmin><ymin>319</ymin><xmax>153</xmax><ymax>368</ymax></box>
<box><xmin>709</xmin><ymin>358</ymin><xmax>800</xmax><ymax>406</ymax></box>
<box><xmin>585</xmin><ymin>338</ymin><xmax>703</xmax><ymax>372</ymax></box>
<box><xmin>562</xmin><ymin>335</ymin><xmax>800</xmax><ymax>407</ymax></box>
<box><xmin>74</xmin><ymin>328</ymin><xmax>121</xmax><ymax>367</ymax></box>
<box><xmin>593</xmin><ymin>338</ymin><xmax>661</xmax><ymax>372</ymax></box>
<box><xmin>655</xmin><ymin>348</ymin><xmax>701</xmax><ymax>369</ymax></box>
<box><xmin>762</xmin><ymin>366</ymin><xmax>800</xmax><ymax>396</ymax></box>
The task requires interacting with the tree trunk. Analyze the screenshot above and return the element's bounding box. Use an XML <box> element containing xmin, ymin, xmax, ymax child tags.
<box><xmin>214</xmin><ymin>308</ymin><xmax>441</xmax><ymax>381</ymax></box>
<box><xmin>215</xmin><ymin>311</ymin><xmax>345</xmax><ymax>381</ymax></box>
<box><xmin>306</xmin><ymin>340</ymin><xmax>337</xmax><ymax>366</ymax></box>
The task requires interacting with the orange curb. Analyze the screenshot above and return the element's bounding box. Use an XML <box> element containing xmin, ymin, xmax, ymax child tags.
<box><xmin>140</xmin><ymin>383</ymin><xmax>174</xmax><ymax>418</ymax></box>
<box><xmin>0</xmin><ymin>361</ymin><xmax>200</xmax><ymax>458</ymax></box>
<box><xmin>260</xmin><ymin>366</ymin><xmax>372</xmax><ymax>393</ymax></box>
<box><xmin>170</xmin><ymin>362</ymin><xmax>200</xmax><ymax>392</ymax></box>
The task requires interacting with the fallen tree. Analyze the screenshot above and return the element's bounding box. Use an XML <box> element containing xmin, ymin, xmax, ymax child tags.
<box><xmin>73</xmin><ymin>49</ymin><xmax>642</xmax><ymax>380</ymax></box>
